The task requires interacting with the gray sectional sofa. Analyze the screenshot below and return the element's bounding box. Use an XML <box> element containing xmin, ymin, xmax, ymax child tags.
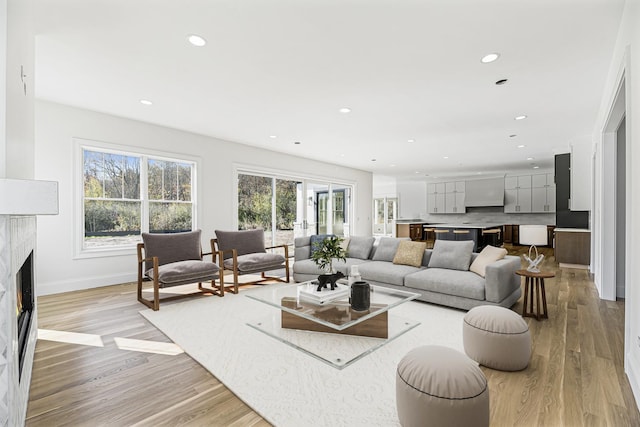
<box><xmin>293</xmin><ymin>236</ymin><xmax>522</xmax><ymax>311</ymax></box>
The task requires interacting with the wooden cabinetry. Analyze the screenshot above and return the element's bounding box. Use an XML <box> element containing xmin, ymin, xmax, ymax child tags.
<box><xmin>531</xmin><ymin>173</ymin><xmax>556</xmax><ymax>213</ymax></box>
<box><xmin>428</xmin><ymin>181</ymin><xmax>464</xmax><ymax>214</ymax></box>
<box><xmin>396</xmin><ymin>223</ymin><xmax>426</xmax><ymax>241</ymax></box>
<box><xmin>503</xmin><ymin>224</ymin><xmax>519</xmax><ymax>245</ymax></box>
<box><xmin>555</xmin><ymin>229</ymin><xmax>590</xmax><ymax>266</ymax></box>
<box><xmin>504</xmin><ymin>176</ymin><xmax>532</xmax><ymax>213</ymax></box>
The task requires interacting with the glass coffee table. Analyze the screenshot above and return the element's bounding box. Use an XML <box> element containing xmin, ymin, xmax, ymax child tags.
<box><xmin>246</xmin><ymin>281</ymin><xmax>420</xmax><ymax>369</ymax></box>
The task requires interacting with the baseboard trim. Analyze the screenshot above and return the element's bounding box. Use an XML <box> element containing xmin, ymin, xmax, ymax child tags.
<box><xmin>559</xmin><ymin>262</ymin><xmax>590</xmax><ymax>269</ymax></box>
<box><xmin>37</xmin><ymin>273</ymin><xmax>137</xmax><ymax>295</ymax></box>
<box><xmin>626</xmin><ymin>351</ymin><xmax>640</xmax><ymax>412</ymax></box>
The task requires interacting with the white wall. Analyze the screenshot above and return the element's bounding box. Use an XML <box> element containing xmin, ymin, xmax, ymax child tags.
<box><xmin>569</xmin><ymin>135</ymin><xmax>593</xmax><ymax>211</ymax></box>
<box><xmin>372</xmin><ymin>174</ymin><xmax>397</xmax><ymax>198</ymax></box>
<box><xmin>34</xmin><ymin>100</ymin><xmax>372</xmax><ymax>295</ymax></box>
<box><xmin>593</xmin><ymin>0</ymin><xmax>640</xmax><ymax>406</ymax></box>
<box><xmin>396</xmin><ymin>179</ymin><xmax>426</xmax><ymax>219</ymax></box>
<box><xmin>1</xmin><ymin>0</ymin><xmax>34</xmax><ymax>179</ymax></box>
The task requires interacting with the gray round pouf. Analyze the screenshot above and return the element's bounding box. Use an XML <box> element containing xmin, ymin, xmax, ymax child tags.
<box><xmin>396</xmin><ymin>345</ymin><xmax>489</xmax><ymax>427</ymax></box>
<box><xmin>463</xmin><ymin>305</ymin><xmax>531</xmax><ymax>371</ymax></box>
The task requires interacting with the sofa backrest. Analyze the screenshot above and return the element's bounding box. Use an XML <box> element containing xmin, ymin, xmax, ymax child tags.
<box><xmin>294</xmin><ymin>235</ymin><xmax>376</xmax><ymax>261</ymax></box>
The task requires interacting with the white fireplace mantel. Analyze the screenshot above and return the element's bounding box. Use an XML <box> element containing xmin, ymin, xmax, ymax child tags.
<box><xmin>0</xmin><ymin>179</ymin><xmax>59</xmax><ymax>215</ymax></box>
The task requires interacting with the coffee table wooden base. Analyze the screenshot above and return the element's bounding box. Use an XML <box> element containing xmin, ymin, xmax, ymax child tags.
<box><xmin>281</xmin><ymin>297</ymin><xmax>388</xmax><ymax>338</ymax></box>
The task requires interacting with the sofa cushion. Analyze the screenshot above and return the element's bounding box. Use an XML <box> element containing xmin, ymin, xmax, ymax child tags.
<box><xmin>372</xmin><ymin>237</ymin><xmax>403</xmax><ymax>262</ymax></box>
<box><xmin>142</xmin><ymin>230</ymin><xmax>202</xmax><ymax>270</ymax></box>
<box><xmin>146</xmin><ymin>260</ymin><xmax>219</xmax><ymax>286</ymax></box>
<box><xmin>332</xmin><ymin>258</ymin><xmax>372</xmax><ymax>276</ymax></box>
<box><xmin>223</xmin><ymin>253</ymin><xmax>285</xmax><ymax>272</ymax></box>
<box><xmin>347</xmin><ymin>236</ymin><xmax>375</xmax><ymax>260</ymax></box>
<box><xmin>428</xmin><ymin>240</ymin><xmax>474</xmax><ymax>271</ymax></box>
<box><xmin>404</xmin><ymin>268</ymin><xmax>486</xmax><ymax>300</ymax></box>
<box><xmin>215</xmin><ymin>229</ymin><xmax>266</xmax><ymax>258</ymax></box>
<box><xmin>357</xmin><ymin>261</ymin><xmax>422</xmax><ymax>286</ymax></box>
<box><xmin>470</xmin><ymin>245</ymin><xmax>508</xmax><ymax>277</ymax></box>
<box><xmin>393</xmin><ymin>241</ymin><xmax>427</xmax><ymax>267</ymax></box>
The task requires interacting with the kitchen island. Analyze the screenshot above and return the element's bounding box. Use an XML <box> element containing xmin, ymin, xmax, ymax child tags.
<box><xmin>424</xmin><ymin>223</ymin><xmax>505</xmax><ymax>251</ymax></box>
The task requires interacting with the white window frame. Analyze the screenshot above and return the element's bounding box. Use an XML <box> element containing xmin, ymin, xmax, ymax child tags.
<box><xmin>233</xmin><ymin>163</ymin><xmax>357</xmax><ymax>242</ymax></box>
<box><xmin>74</xmin><ymin>138</ymin><xmax>200</xmax><ymax>259</ymax></box>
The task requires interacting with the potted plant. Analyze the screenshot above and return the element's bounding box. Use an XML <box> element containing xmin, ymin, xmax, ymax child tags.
<box><xmin>311</xmin><ymin>235</ymin><xmax>347</xmax><ymax>287</ymax></box>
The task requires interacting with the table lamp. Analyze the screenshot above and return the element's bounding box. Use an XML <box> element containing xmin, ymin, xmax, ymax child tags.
<box><xmin>519</xmin><ymin>225</ymin><xmax>548</xmax><ymax>273</ymax></box>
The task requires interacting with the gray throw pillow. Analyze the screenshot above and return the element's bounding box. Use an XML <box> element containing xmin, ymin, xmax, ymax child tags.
<box><xmin>347</xmin><ymin>236</ymin><xmax>375</xmax><ymax>260</ymax></box>
<box><xmin>142</xmin><ymin>230</ymin><xmax>202</xmax><ymax>271</ymax></box>
<box><xmin>428</xmin><ymin>240</ymin><xmax>474</xmax><ymax>271</ymax></box>
<box><xmin>372</xmin><ymin>237</ymin><xmax>403</xmax><ymax>262</ymax></box>
<box><xmin>215</xmin><ymin>229</ymin><xmax>266</xmax><ymax>259</ymax></box>
<box><xmin>310</xmin><ymin>234</ymin><xmax>334</xmax><ymax>256</ymax></box>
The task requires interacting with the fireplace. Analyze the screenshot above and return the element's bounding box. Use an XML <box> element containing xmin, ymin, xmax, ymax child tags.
<box><xmin>16</xmin><ymin>251</ymin><xmax>34</xmax><ymax>379</ymax></box>
<box><xmin>0</xmin><ymin>178</ymin><xmax>58</xmax><ymax>426</ymax></box>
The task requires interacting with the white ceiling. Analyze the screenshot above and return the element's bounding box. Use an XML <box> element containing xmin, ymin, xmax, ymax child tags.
<box><xmin>33</xmin><ymin>0</ymin><xmax>625</xmax><ymax>179</ymax></box>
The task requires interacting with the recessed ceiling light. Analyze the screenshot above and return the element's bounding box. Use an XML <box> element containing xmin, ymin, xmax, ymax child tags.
<box><xmin>509</xmin><ymin>134</ymin><xmax>517</xmax><ymax>138</ymax></box>
<box><xmin>340</xmin><ymin>154</ymin><xmax>345</xmax><ymax>157</ymax></box>
<box><xmin>533</xmin><ymin>166</ymin><xmax>540</xmax><ymax>169</ymax></box>
<box><xmin>443</xmin><ymin>156</ymin><xmax>449</xmax><ymax>159</ymax></box>
<box><xmin>495</xmin><ymin>79</ymin><xmax>508</xmax><ymax>85</ymax></box>
<box><xmin>140</xmin><ymin>99</ymin><xmax>153</xmax><ymax>106</ymax></box>
<box><xmin>408</xmin><ymin>139</ymin><xmax>415</xmax><ymax>143</ymax></box>
<box><xmin>515</xmin><ymin>115</ymin><xmax>527</xmax><ymax>120</ymax></box>
<box><xmin>527</xmin><ymin>157</ymin><xmax>534</xmax><ymax>160</ymax></box>
<box><xmin>293</xmin><ymin>141</ymin><xmax>301</xmax><ymax>145</ymax></box>
<box><xmin>415</xmin><ymin>171</ymin><xmax>421</xmax><ymax>174</ymax></box>
<box><xmin>517</xmin><ymin>145</ymin><xmax>526</xmax><ymax>148</ymax></box>
<box><xmin>371</xmin><ymin>159</ymin><xmax>377</xmax><ymax>162</ymax></box>
<box><xmin>481</xmin><ymin>53</ymin><xmax>500</xmax><ymax>63</ymax></box>
<box><xmin>188</xmin><ymin>34</ymin><xmax>206</xmax><ymax>47</ymax></box>
<box><xmin>339</xmin><ymin>107</ymin><xmax>351</xmax><ymax>114</ymax></box>
<box><xmin>390</xmin><ymin>164</ymin><xmax>396</xmax><ymax>167</ymax></box>
<box><xmin>269</xmin><ymin>135</ymin><xmax>277</xmax><ymax>139</ymax></box>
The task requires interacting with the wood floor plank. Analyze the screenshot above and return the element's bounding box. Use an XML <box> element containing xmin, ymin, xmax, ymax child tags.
<box><xmin>26</xmin><ymin>246</ymin><xmax>640</xmax><ymax>426</ymax></box>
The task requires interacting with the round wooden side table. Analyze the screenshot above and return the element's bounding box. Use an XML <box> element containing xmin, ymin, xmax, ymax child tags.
<box><xmin>515</xmin><ymin>269</ymin><xmax>555</xmax><ymax>320</ymax></box>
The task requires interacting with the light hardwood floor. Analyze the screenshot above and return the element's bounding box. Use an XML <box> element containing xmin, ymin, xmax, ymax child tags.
<box><xmin>26</xmin><ymin>247</ymin><xmax>640</xmax><ymax>426</ymax></box>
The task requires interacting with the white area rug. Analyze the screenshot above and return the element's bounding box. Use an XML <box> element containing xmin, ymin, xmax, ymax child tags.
<box><xmin>140</xmin><ymin>284</ymin><xmax>466</xmax><ymax>426</ymax></box>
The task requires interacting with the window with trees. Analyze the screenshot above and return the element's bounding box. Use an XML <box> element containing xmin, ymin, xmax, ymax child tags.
<box><xmin>82</xmin><ymin>147</ymin><xmax>195</xmax><ymax>250</ymax></box>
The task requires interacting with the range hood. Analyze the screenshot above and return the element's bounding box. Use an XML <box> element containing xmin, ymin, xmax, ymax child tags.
<box><xmin>464</xmin><ymin>177</ymin><xmax>504</xmax><ymax>207</ymax></box>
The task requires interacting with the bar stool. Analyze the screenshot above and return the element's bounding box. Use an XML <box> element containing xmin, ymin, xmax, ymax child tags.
<box><xmin>434</xmin><ymin>229</ymin><xmax>450</xmax><ymax>242</ymax></box>
<box><xmin>482</xmin><ymin>228</ymin><xmax>501</xmax><ymax>248</ymax></box>
<box><xmin>423</xmin><ymin>227</ymin><xmax>436</xmax><ymax>249</ymax></box>
<box><xmin>453</xmin><ymin>229</ymin><xmax>472</xmax><ymax>241</ymax></box>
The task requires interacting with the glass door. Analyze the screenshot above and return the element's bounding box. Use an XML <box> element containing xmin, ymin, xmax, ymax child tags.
<box><xmin>372</xmin><ymin>197</ymin><xmax>397</xmax><ymax>236</ymax></box>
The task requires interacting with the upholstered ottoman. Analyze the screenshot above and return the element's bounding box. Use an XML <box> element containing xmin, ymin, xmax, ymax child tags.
<box><xmin>463</xmin><ymin>305</ymin><xmax>531</xmax><ymax>371</ymax></box>
<box><xmin>396</xmin><ymin>345</ymin><xmax>489</xmax><ymax>427</ymax></box>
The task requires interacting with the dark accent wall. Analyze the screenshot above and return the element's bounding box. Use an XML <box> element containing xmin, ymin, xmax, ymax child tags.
<box><xmin>555</xmin><ymin>153</ymin><xmax>589</xmax><ymax>228</ymax></box>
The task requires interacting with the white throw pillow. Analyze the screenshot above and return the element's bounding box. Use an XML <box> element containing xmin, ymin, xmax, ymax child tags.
<box><xmin>469</xmin><ymin>245</ymin><xmax>508</xmax><ymax>277</ymax></box>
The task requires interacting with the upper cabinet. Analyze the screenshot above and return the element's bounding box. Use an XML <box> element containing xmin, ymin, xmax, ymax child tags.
<box><xmin>504</xmin><ymin>176</ymin><xmax>532</xmax><ymax>213</ymax></box>
<box><xmin>531</xmin><ymin>173</ymin><xmax>556</xmax><ymax>213</ymax></box>
<box><xmin>428</xmin><ymin>181</ymin><xmax>464</xmax><ymax>214</ymax></box>
<box><xmin>505</xmin><ymin>174</ymin><xmax>555</xmax><ymax>213</ymax></box>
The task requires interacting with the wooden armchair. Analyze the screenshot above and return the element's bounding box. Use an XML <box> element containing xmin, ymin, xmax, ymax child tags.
<box><xmin>137</xmin><ymin>229</ymin><xmax>224</xmax><ymax>311</ymax></box>
<box><xmin>212</xmin><ymin>229</ymin><xmax>290</xmax><ymax>294</ymax></box>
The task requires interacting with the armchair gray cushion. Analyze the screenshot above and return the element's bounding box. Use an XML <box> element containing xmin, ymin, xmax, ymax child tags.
<box><xmin>146</xmin><ymin>260</ymin><xmax>220</xmax><ymax>286</ymax></box>
<box><xmin>142</xmin><ymin>230</ymin><xmax>202</xmax><ymax>271</ymax></box>
<box><xmin>223</xmin><ymin>253</ymin><xmax>286</xmax><ymax>273</ymax></box>
<box><xmin>215</xmin><ymin>229</ymin><xmax>266</xmax><ymax>258</ymax></box>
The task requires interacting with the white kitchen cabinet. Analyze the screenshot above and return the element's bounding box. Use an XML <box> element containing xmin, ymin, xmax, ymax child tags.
<box><xmin>444</xmin><ymin>181</ymin><xmax>465</xmax><ymax>213</ymax></box>
<box><xmin>428</xmin><ymin>181</ymin><xmax>463</xmax><ymax>213</ymax></box>
<box><xmin>504</xmin><ymin>175</ymin><xmax>533</xmax><ymax>213</ymax></box>
<box><xmin>531</xmin><ymin>173</ymin><xmax>556</xmax><ymax>212</ymax></box>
